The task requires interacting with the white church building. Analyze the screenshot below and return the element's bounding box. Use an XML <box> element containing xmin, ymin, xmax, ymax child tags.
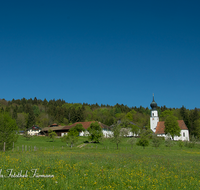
<box><xmin>150</xmin><ymin>95</ymin><xmax>190</xmax><ymax>141</ymax></box>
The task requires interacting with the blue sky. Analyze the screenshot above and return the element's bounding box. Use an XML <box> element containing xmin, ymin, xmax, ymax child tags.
<box><xmin>0</xmin><ymin>0</ymin><xmax>200</xmax><ymax>109</ymax></box>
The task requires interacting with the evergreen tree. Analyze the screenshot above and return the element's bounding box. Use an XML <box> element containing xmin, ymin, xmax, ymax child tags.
<box><xmin>180</xmin><ymin>106</ymin><xmax>190</xmax><ymax>131</ymax></box>
<box><xmin>12</xmin><ymin>105</ymin><xmax>18</xmax><ymax>120</ymax></box>
<box><xmin>26</xmin><ymin>107</ymin><xmax>35</xmax><ymax>129</ymax></box>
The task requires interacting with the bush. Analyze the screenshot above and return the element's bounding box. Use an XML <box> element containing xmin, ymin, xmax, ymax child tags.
<box><xmin>165</xmin><ymin>138</ymin><xmax>174</xmax><ymax>148</ymax></box>
<box><xmin>185</xmin><ymin>136</ymin><xmax>197</xmax><ymax>148</ymax></box>
<box><xmin>178</xmin><ymin>140</ymin><xmax>184</xmax><ymax>149</ymax></box>
<box><xmin>152</xmin><ymin>135</ymin><xmax>162</xmax><ymax>148</ymax></box>
<box><xmin>136</xmin><ymin>138</ymin><xmax>149</xmax><ymax>149</ymax></box>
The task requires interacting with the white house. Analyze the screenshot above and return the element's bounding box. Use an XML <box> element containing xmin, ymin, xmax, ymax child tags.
<box><xmin>27</xmin><ymin>125</ymin><xmax>42</xmax><ymax>136</ymax></box>
<box><xmin>150</xmin><ymin>95</ymin><xmax>190</xmax><ymax>141</ymax></box>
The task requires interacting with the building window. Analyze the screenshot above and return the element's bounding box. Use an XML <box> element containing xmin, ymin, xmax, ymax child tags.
<box><xmin>183</xmin><ymin>132</ymin><xmax>185</xmax><ymax>137</ymax></box>
<box><xmin>152</xmin><ymin>113</ymin><xmax>154</xmax><ymax>116</ymax></box>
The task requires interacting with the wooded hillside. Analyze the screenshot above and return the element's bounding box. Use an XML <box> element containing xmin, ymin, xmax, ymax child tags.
<box><xmin>0</xmin><ymin>98</ymin><xmax>199</xmax><ymax>138</ymax></box>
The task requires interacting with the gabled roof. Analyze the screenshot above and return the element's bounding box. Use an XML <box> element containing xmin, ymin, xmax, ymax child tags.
<box><xmin>62</xmin><ymin>121</ymin><xmax>110</xmax><ymax>130</ymax></box>
<box><xmin>27</xmin><ymin>125</ymin><xmax>42</xmax><ymax>131</ymax></box>
<box><xmin>155</xmin><ymin>120</ymin><xmax>188</xmax><ymax>134</ymax></box>
<box><xmin>42</xmin><ymin>121</ymin><xmax>110</xmax><ymax>132</ymax></box>
<box><xmin>41</xmin><ymin>126</ymin><xmax>65</xmax><ymax>131</ymax></box>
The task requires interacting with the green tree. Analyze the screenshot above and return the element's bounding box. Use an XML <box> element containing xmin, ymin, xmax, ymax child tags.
<box><xmin>136</xmin><ymin>138</ymin><xmax>149</xmax><ymax>149</ymax></box>
<box><xmin>12</xmin><ymin>106</ymin><xmax>18</xmax><ymax>120</ymax></box>
<box><xmin>48</xmin><ymin>129</ymin><xmax>57</xmax><ymax>142</ymax></box>
<box><xmin>16</xmin><ymin>113</ymin><xmax>28</xmax><ymax>130</ymax></box>
<box><xmin>151</xmin><ymin>135</ymin><xmax>162</xmax><ymax>148</ymax></box>
<box><xmin>164</xmin><ymin>115</ymin><xmax>180</xmax><ymax>140</ymax></box>
<box><xmin>87</xmin><ymin>122</ymin><xmax>103</xmax><ymax>143</ymax></box>
<box><xmin>26</xmin><ymin>105</ymin><xmax>35</xmax><ymax>129</ymax></box>
<box><xmin>126</xmin><ymin>112</ymin><xmax>133</xmax><ymax>121</ymax></box>
<box><xmin>62</xmin><ymin>128</ymin><xmax>79</xmax><ymax>148</ymax></box>
<box><xmin>160</xmin><ymin>110</ymin><xmax>173</xmax><ymax>121</ymax></box>
<box><xmin>73</xmin><ymin>124</ymin><xmax>85</xmax><ymax>134</ymax></box>
<box><xmin>131</xmin><ymin>124</ymin><xmax>140</xmax><ymax>136</ymax></box>
<box><xmin>110</xmin><ymin>123</ymin><xmax>123</xmax><ymax>149</ymax></box>
<box><xmin>32</xmin><ymin>105</ymin><xmax>40</xmax><ymax>117</ymax></box>
<box><xmin>0</xmin><ymin>113</ymin><xmax>18</xmax><ymax>151</ymax></box>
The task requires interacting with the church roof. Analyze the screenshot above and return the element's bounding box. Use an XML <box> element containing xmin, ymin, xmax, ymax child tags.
<box><xmin>150</xmin><ymin>95</ymin><xmax>157</xmax><ymax>110</ymax></box>
<box><xmin>155</xmin><ymin>120</ymin><xmax>188</xmax><ymax>134</ymax></box>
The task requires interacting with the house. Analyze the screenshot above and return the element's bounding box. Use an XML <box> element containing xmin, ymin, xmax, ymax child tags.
<box><xmin>41</xmin><ymin>125</ymin><xmax>67</xmax><ymax>136</ymax></box>
<box><xmin>62</xmin><ymin>121</ymin><xmax>112</xmax><ymax>137</ymax></box>
<box><xmin>150</xmin><ymin>95</ymin><xmax>190</xmax><ymax>141</ymax></box>
<box><xmin>41</xmin><ymin>121</ymin><xmax>111</xmax><ymax>137</ymax></box>
<box><xmin>27</xmin><ymin>125</ymin><xmax>42</xmax><ymax>136</ymax></box>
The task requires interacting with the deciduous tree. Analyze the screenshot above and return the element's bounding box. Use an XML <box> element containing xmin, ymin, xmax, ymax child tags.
<box><xmin>0</xmin><ymin>113</ymin><xmax>18</xmax><ymax>151</ymax></box>
<box><xmin>164</xmin><ymin>115</ymin><xmax>180</xmax><ymax>140</ymax></box>
<box><xmin>87</xmin><ymin>122</ymin><xmax>103</xmax><ymax>143</ymax></box>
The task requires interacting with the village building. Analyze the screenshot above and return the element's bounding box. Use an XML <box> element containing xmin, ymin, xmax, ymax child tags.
<box><xmin>150</xmin><ymin>95</ymin><xmax>190</xmax><ymax>141</ymax></box>
<box><xmin>41</xmin><ymin>121</ymin><xmax>111</xmax><ymax>137</ymax></box>
<box><xmin>27</xmin><ymin>125</ymin><xmax>42</xmax><ymax>136</ymax></box>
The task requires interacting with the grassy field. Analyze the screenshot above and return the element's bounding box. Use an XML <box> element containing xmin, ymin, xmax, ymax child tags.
<box><xmin>0</xmin><ymin>136</ymin><xmax>200</xmax><ymax>190</ymax></box>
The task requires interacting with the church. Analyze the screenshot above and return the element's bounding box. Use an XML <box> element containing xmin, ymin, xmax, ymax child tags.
<box><xmin>150</xmin><ymin>95</ymin><xmax>190</xmax><ymax>141</ymax></box>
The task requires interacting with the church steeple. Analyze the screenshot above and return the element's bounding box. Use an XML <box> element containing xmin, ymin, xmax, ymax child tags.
<box><xmin>150</xmin><ymin>94</ymin><xmax>159</xmax><ymax>133</ymax></box>
<box><xmin>150</xmin><ymin>94</ymin><xmax>157</xmax><ymax>110</ymax></box>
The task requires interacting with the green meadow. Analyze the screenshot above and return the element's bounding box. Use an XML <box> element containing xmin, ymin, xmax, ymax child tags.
<box><xmin>0</xmin><ymin>136</ymin><xmax>200</xmax><ymax>190</ymax></box>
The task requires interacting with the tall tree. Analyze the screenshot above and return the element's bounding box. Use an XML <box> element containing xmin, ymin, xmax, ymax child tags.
<box><xmin>26</xmin><ymin>106</ymin><xmax>35</xmax><ymax>129</ymax></box>
<box><xmin>164</xmin><ymin>115</ymin><xmax>180</xmax><ymax>140</ymax></box>
<box><xmin>0</xmin><ymin>112</ymin><xmax>18</xmax><ymax>150</ymax></box>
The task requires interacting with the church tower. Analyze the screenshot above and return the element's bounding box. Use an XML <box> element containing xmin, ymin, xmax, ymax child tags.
<box><xmin>150</xmin><ymin>94</ymin><xmax>159</xmax><ymax>133</ymax></box>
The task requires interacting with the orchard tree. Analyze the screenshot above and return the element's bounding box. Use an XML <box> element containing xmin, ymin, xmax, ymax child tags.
<box><xmin>0</xmin><ymin>112</ymin><xmax>18</xmax><ymax>151</ymax></box>
<box><xmin>48</xmin><ymin>129</ymin><xmax>57</xmax><ymax>142</ymax></box>
<box><xmin>164</xmin><ymin>115</ymin><xmax>180</xmax><ymax>140</ymax></box>
<box><xmin>74</xmin><ymin>124</ymin><xmax>85</xmax><ymax>134</ymax></box>
<box><xmin>62</xmin><ymin>127</ymin><xmax>79</xmax><ymax>148</ymax></box>
<box><xmin>87</xmin><ymin>122</ymin><xmax>103</xmax><ymax>143</ymax></box>
<box><xmin>110</xmin><ymin>123</ymin><xmax>122</xmax><ymax>149</ymax></box>
<box><xmin>136</xmin><ymin>138</ymin><xmax>149</xmax><ymax>149</ymax></box>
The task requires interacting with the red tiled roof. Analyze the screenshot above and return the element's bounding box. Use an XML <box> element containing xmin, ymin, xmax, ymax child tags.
<box><xmin>62</xmin><ymin>121</ymin><xmax>97</xmax><ymax>130</ymax></box>
<box><xmin>155</xmin><ymin>120</ymin><xmax>188</xmax><ymax>134</ymax></box>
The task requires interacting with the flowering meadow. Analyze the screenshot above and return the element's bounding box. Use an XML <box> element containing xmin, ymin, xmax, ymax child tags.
<box><xmin>0</xmin><ymin>136</ymin><xmax>200</xmax><ymax>190</ymax></box>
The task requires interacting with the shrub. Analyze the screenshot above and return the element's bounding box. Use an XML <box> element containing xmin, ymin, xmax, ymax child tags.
<box><xmin>136</xmin><ymin>138</ymin><xmax>149</xmax><ymax>149</ymax></box>
<box><xmin>178</xmin><ymin>140</ymin><xmax>184</xmax><ymax>149</ymax></box>
<box><xmin>152</xmin><ymin>135</ymin><xmax>162</xmax><ymax>148</ymax></box>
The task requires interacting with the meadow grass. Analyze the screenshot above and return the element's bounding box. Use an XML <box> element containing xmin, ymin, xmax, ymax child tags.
<box><xmin>0</xmin><ymin>136</ymin><xmax>200</xmax><ymax>190</ymax></box>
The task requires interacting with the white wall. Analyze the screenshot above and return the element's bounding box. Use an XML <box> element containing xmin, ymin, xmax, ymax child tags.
<box><xmin>27</xmin><ymin>129</ymin><xmax>41</xmax><ymax>136</ymax></box>
<box><xmin>157</xmin><ymin>130</ymin><xmax>190</xmax><ymax>141</ymax></box>
<box><xmin>150</xmin><ymin>117</ymin><xmax>158</xmax><ymax>132</ymax></box>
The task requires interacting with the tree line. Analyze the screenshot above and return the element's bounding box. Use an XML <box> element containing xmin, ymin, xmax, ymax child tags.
<box><xmin>0</xmin><ymin>97</ymin><xmax>200</xmax><ymax>138</ymax></box>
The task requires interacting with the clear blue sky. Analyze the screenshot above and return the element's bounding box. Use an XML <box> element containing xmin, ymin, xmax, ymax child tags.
<box><xmin>0</xmin><ymin>0</ymin><xmax>200</xmax><ymax>109</ymax></box>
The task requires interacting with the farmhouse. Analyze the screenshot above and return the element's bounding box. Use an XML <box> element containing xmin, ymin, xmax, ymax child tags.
<box><xmin>41</xmin><ymin>125</ymin><xmax>68</xmax><ymax>136</ymax></box>
<box><xmin>150</xmin><ymin>95</ymin><xmax>190</xmax><ymax>141</ymax></box>
<box><xmin>62</xmin><ymin>121</ymin><xmax>111</xmax><ymax>137</ymax></box>
<box><xmin>27</xmin><ymin>125</ymin><xmax>42</xmax><ymax>136</ymax></box>
<box><xmin>41</xmin><ymin>121</ymin><xmax>111</xmax><ymax>137</ymax></box>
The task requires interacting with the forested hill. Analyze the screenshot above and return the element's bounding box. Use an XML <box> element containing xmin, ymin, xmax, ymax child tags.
<box><xmin>0</xmin><ymin>98</ymin><xmax>199</xmax><ymax>138</ymax></box>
